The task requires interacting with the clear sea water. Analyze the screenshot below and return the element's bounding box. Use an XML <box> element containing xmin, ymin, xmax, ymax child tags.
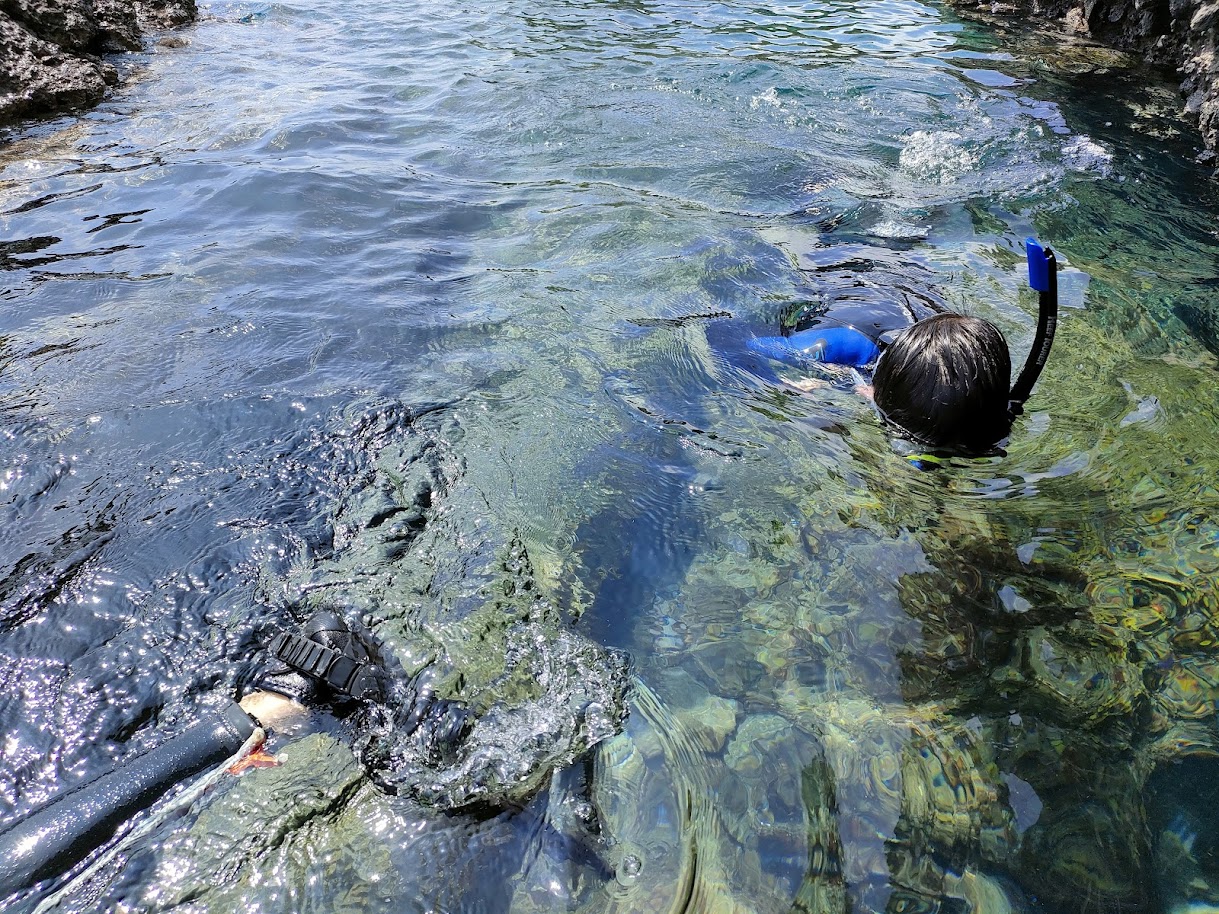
<box><xmin>2</xmin><ymin>1</ymin><xmax>1219</xmax><ymax>911</ymax></box>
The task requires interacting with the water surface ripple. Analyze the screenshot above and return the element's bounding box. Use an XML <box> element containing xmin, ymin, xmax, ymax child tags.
<box><xmin>2</xmin><ymin>0</ymin><xmax>1219</xmax><ymax>911</ymax></box>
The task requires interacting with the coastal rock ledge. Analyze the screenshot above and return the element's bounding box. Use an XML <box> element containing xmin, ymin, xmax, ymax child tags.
<box><xmin>0</xmin><ymin>0</ymin><xmax>196</xmax><ymax>126</ymax></box>
<box><xmin>947</xmin><ymin>0</ymin><xmax>1219</xmax><ymax>159</ymax></box>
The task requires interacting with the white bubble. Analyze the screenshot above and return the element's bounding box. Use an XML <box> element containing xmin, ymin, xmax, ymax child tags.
<box><xmin>898</xmin><ymin>130</ymin><xmax>979</xmax><ymax>185</ymax></box>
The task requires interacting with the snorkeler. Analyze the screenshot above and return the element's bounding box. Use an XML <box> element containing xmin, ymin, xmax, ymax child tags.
<box><xmin>745</xmin><ymin>238</ymin><xmax>1059</xmax><ymax>454</ymax></box>
<box><xmin>0</xmin><ymin>610</ymin><xmax>468</xmax><ymax>899</ymax></box>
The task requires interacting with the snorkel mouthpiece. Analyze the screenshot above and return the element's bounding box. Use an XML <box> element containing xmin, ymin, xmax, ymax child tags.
<box><xmin>1008</xmin><ymin>237</ymin><xmax>1058</xmax><ymax>417</ymax></box>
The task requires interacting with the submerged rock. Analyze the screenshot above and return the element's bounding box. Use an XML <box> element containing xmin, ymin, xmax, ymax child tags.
<box><xmin>0</xmin><ymin>0</ymin><xmax>196</xmax><ymax>126</ymax></box>
<box><xmin>138</xmin><ymin>733</ymin><xmax>375</xmax><ymax>912</ymax></box>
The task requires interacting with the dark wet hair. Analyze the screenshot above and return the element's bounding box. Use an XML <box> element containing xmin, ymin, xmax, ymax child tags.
<box><xmin>872</xmin><ymin>313</ymin><xmax>1012</xmax><ymax>453</ymax></box>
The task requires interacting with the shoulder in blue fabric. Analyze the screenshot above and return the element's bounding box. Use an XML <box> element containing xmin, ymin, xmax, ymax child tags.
<box><xmin>747</xmin><ymin>326</ymin><xmax>880</xmax><ymax>369</ymax></box>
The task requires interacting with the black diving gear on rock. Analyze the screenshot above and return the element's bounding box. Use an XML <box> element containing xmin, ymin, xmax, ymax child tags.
<box><xmin>265</xmin><ymin>609</ymin><xmax>471</xmax><ymax>751</ymax></box>
<box><xmin>267</xmin><ymin>610</ymin><xmax>387</xmax><ymax>704</ymax></box>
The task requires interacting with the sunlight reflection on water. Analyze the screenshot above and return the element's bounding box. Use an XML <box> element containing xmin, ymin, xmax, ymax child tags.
<box><xmin>1</xmin><ymin>0</ymin><xmax>1219</xmax><ymax>911</ymax></box>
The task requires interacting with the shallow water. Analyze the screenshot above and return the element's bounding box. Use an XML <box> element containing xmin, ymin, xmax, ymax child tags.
<box><xmin>2</xmin><ymin>0</ymin><xmax>1219</xmax><ymax>911</ymax></box>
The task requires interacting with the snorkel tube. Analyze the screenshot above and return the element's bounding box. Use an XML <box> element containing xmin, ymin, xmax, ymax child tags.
<box><xmin>1007</xmin><ymin>237</ymin><xmax>1058</xmax><ymax>418</ymax></box>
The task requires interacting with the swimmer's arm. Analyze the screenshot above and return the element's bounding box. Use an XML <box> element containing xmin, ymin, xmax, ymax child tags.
<box><xmin>787</xmin><ymin>376</ymin><xmax>827</xmax><ymax>393</ymax></box>
<box><xmin>787</xmin><ymin>369</ymin><xmax>873</xmax><ymax>399</ymax></box>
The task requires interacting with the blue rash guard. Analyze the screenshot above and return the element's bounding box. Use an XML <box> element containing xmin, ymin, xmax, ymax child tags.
<box><xmin>748</xmin><ymin>324</ymin><xmax>881</xmax><ymax>369</ymax></box>
<box><xmin>743</xmin><ymin>243</ymin><xmax>946</xmax><ymax>371</ymax></box>
<box><xmin>748</xmin><ymin>294</ymin><xmax>941</xmax><ymax>369</ymax></box>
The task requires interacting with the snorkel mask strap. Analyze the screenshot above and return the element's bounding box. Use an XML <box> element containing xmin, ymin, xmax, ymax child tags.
<box><xmin>1008</xmin><ymin>237</ymin><xmax>1058</xmax><ymax>418</ymax></box>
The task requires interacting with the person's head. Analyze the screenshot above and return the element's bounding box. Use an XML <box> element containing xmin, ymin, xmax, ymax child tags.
<box><xmin>872</xmin><ymin>313</ymin><xmax>1012</xmax><ymax>453</ymax></box>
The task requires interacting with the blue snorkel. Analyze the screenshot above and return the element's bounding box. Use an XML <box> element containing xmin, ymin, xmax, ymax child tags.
<box><xmin>1008</xmin><ymin>238</ymin><xmax>1058</xmax><ymax>419</ymax></box>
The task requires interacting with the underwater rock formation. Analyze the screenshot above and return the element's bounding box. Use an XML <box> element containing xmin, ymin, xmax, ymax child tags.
<box><xmin>946</xmin><ymin>0</ymin><xmax>1219</xmax><ymax>159</ymax></box>
<box><xmin>279</xmin><ymin>402</ymin><xmax>631</xmax><ymax>810</ymax></box>
<box><xmin>0</xmin><ymin>0</ymin><xmax>195</xmax><ymax>125</ymax></box>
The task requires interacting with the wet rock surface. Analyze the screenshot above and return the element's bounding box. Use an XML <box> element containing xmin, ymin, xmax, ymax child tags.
<box><xmin>0</xmin><ymin>0</ymin><xmax>195</xmax><ymax>125</ymax></box>
<box><xmin>945</xmin><ymin>0</ymin><xmax>1219</xmax><ymax>159</ymax></box>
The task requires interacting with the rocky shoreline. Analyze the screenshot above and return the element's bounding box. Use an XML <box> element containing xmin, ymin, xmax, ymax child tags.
<box><xmin>946</xmin><ymin>0</ymin><xmax>1219</xmax><ymax>159</ymax></box>
<box><xmin>0</xmin><ymin>0</ymin><xmax>195</xmax><ymax>126</ymax></box>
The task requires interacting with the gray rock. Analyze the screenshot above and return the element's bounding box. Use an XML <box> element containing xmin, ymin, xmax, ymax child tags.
<box><xmin>0</xmin><ymin>0</ymin><xmax>196</xmax><ymax>126</ymax></box>
<box><xmin>946</xmin><ymin>0</ymin><xmax>1219</xmax><ymax>159</ymax></box>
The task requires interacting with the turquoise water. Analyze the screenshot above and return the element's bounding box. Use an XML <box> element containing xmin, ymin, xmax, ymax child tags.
<box><xmin>2</xmin><ymin>0</ymin><xmax>1219</xmax><ymax>911</ymax></box>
